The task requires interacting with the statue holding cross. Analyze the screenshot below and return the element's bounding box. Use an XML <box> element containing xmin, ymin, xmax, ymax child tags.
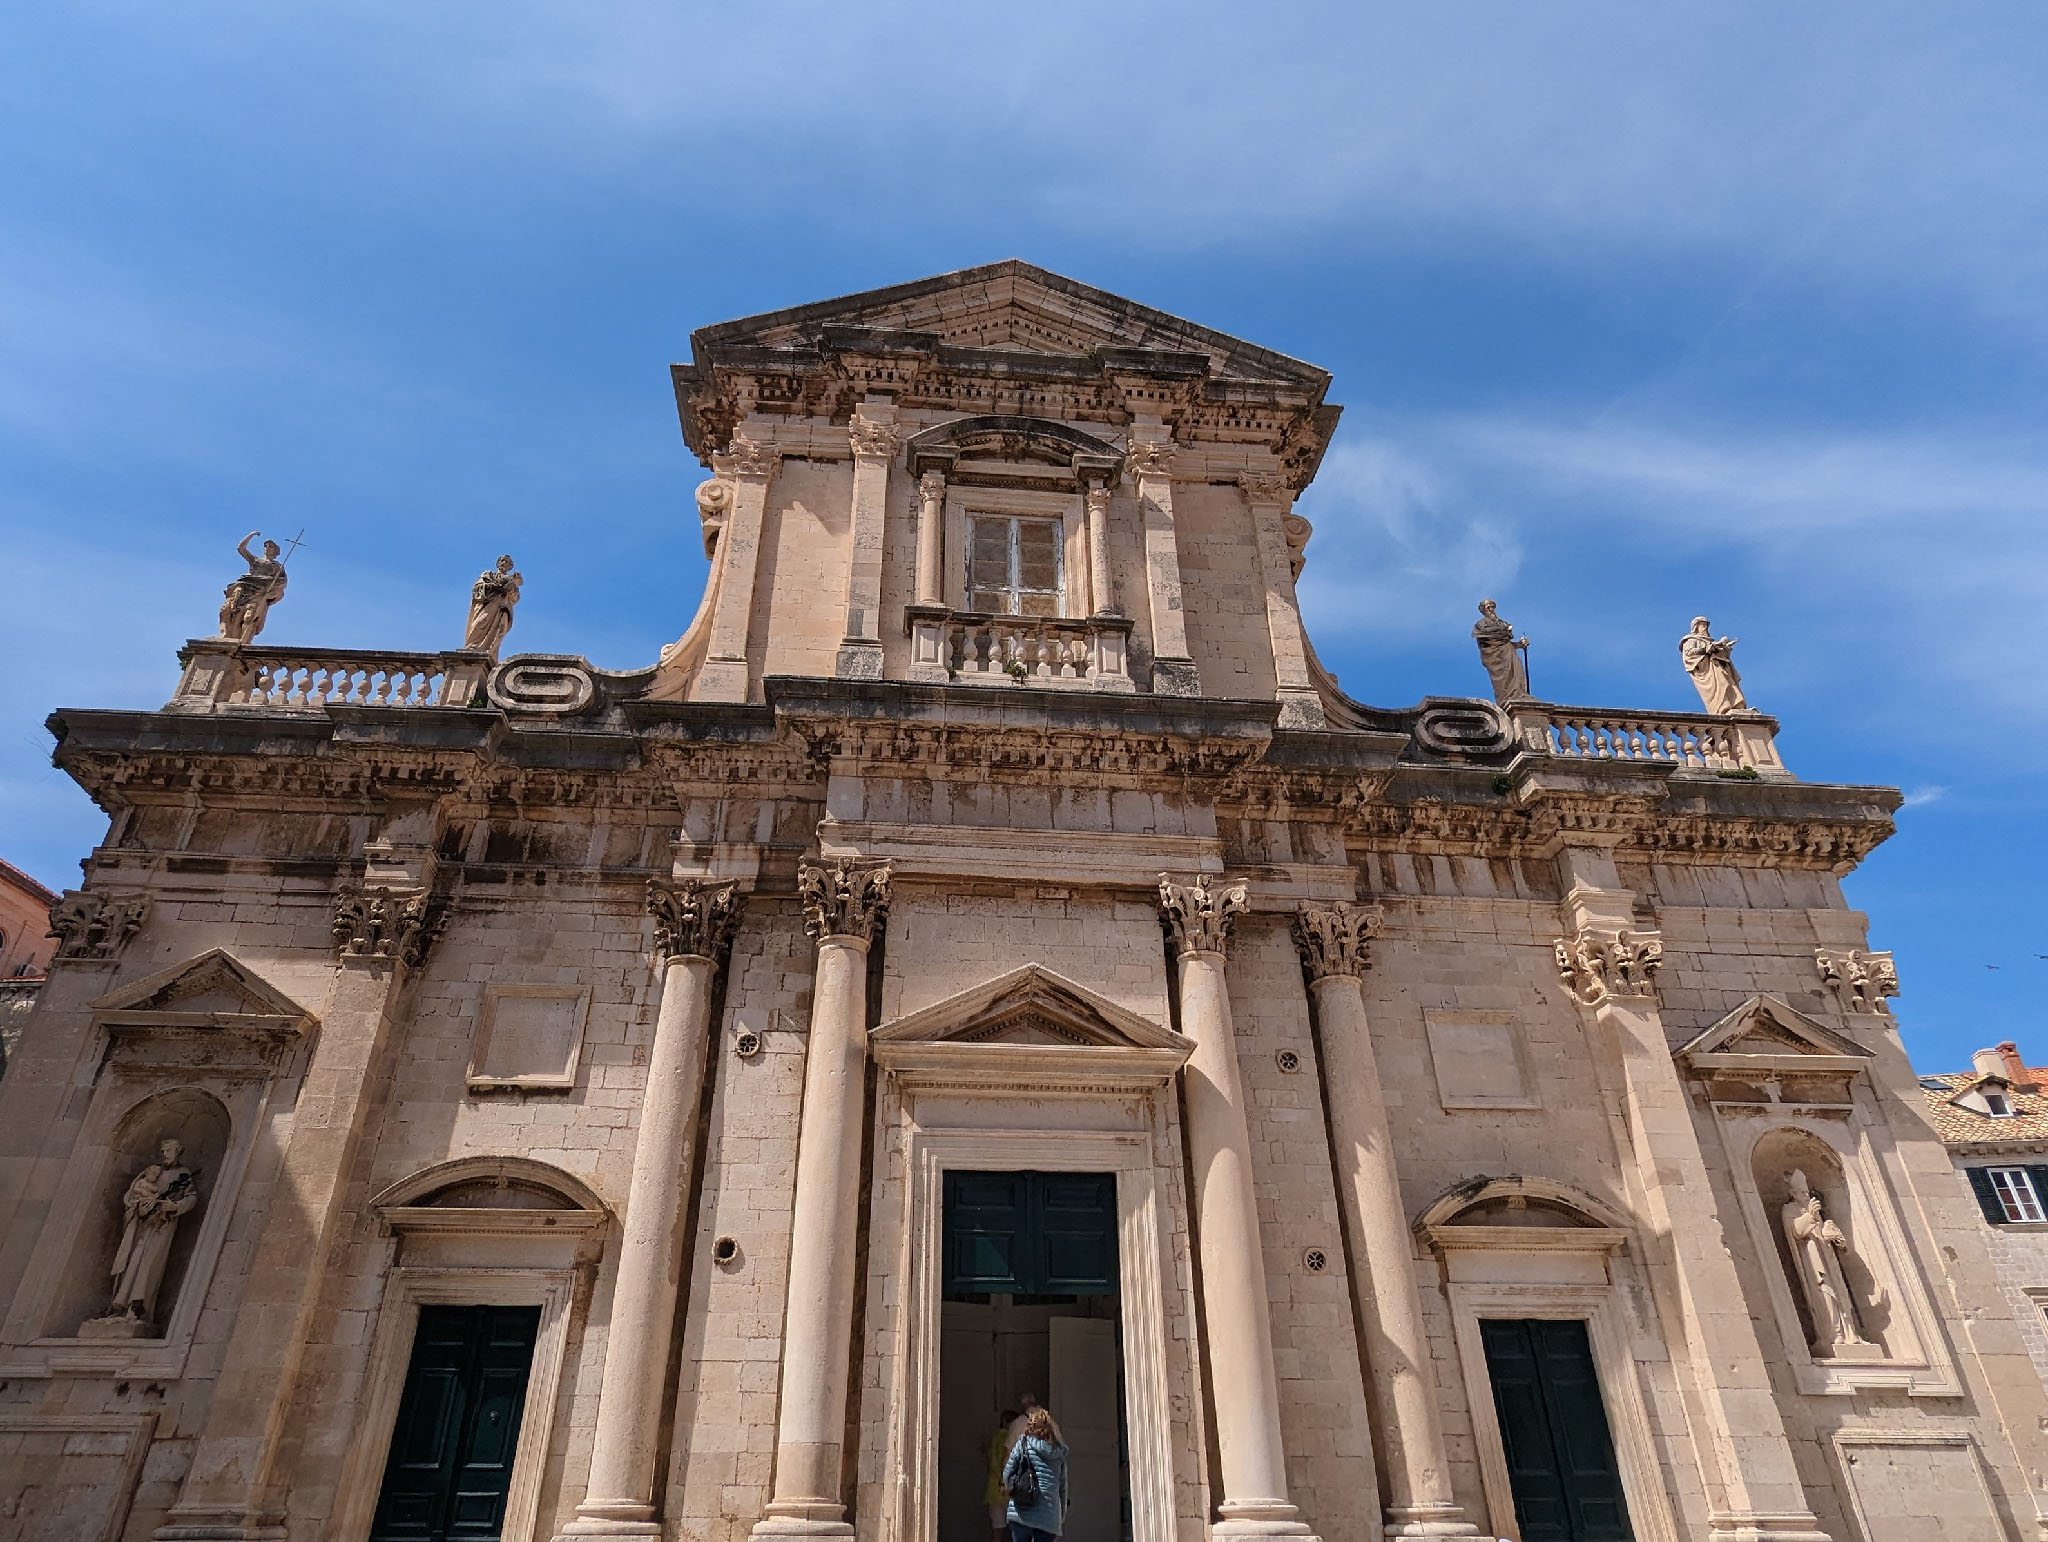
<box><xmin>216</xmin><ymin>530</ymin><xmax>296</xmax><ymax>643</ymax></box>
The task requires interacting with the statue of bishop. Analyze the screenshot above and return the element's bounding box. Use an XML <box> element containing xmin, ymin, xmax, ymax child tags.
<box><xmin>80</xmin><ymin>1139</ymin><xmax>200</xmax><ymax>1337</ymax></box>
<box><xmin>1780</xmin><ymin>1170</ymin><xmax>1877</xmax><ymax>1357</ymax></box>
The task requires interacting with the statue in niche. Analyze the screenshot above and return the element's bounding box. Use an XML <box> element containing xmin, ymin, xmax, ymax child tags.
<box><xmin>1679</xmin><ymin>616</ymin><xmax>1750</xmax><ymax>714</ymax></box>
<box><xmin>217</xmin><ymin>531</ymin><xmax>290</xmax><ymax>643</ymax></box>
<box><xmin>1779</xmin><ymin>1169</ymin><xmax>1881</xmax><ymax>1358</ymax></box>
<box><xmin>1472</xmin><ymin>599</ymin><xmax>1532</xmax><ymax>704</ymax></box>
<box><xmin>462</xmin><ymin>555</ymin><xmax>523</xmax><ymax>658</ymax></box>
<box><xmin>79</xmin><ymin>1139</ymin><xmax>200</xmax><ymax>1338</ymax></box>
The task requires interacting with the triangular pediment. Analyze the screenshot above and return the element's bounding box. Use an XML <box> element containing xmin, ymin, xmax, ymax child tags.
<box><xmin>91</xmin><ymin>948</ymin><xmax>312</xmax><ymax>1024</ymax></box>
<box><xmin>1676</xmin><ymin>994</ymin><xmax>1870</xmax><ymax>1070</ymax></box>
<box><xmin>691</xmin><ymin>260</ymin><xmax>1328</xmax><ymax>386</ymax></box>
<box><xmin>873</xmin><ymin>964</ymin><xmax>1188</xmax><ymax>1054</ymax></box>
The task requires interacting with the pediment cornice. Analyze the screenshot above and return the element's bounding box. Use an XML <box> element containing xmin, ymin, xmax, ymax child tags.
<box><xmin>1675</xmin><ymin>994</ymin><xmax>1872</xmax><ymax>1076</ymax></box>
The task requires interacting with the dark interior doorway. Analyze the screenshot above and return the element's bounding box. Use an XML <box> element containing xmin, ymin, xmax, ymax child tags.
<box><xmin>1479</xmin><ymin>1317</ymin><xmax>1633</xmax><ymax>1542</ymax></box>
<box><xmin>370</xmin><ymin>1303</ymin><xmax>542</xmax><ymax>1542</ymax></box>
<box><xmin>939</xmin><ymin>1171</ymin><xmax>1131</xmax><ymax>1542</ymax></box>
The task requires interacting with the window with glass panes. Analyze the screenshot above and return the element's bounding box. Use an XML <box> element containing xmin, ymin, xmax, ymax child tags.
<box><xmin>967</xmin><ymin>514</ymin><xmax>1064</xmax><ymax>617</ymax></box>
<box><xmin>1989</xmin><ymin>1167</ymin><xmax>2046</xmax><ymax>1222</ymax></box>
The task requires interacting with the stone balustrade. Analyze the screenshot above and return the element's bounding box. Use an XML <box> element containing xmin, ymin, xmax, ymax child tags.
<box><xmin>1510</xmin><ymin>702</ymin><xmax>1788</xmax><ymax>776</ymax></box>
<box><xmin>905</xmin><ymin>606</ymin><xmax>1136</xmax><ymax>692</ymax></box>
<box><xmin>166</xmin><ymin>638</ymin><xmax>491</xmax><ymax>714</ymax></box>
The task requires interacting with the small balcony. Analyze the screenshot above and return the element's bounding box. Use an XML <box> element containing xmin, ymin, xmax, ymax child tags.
<box><xmin>905</xmin><ymin>606</ymin><xmax>1136</xmax><ymax>692</ymax></box>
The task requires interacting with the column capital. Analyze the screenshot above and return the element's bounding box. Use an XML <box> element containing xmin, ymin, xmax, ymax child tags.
<box><xmin>1237</xmin><ymin>470</ymin><xmax>1291</xmax><ymax>504</ymax></box>
<box><xmin>799</xmin><ymin>855</ymin><xmax>892</xmax><ymax>944</ymax></box>
<box><xmin>1158</xmin><ymin>873</ymin><xmax>1248</xmax><ymax>958</ymax></box>
<box><xmin>1815</xmin><ymin>946</ymin><xmax>1899</xmax><ymax>1016</ymax></box>
<box><xmin>917</xmin><ymin>466</ymin><xmax>946</xmax><ymax>498</ymax></box>
<box><xmin>714</xmin><ymin>431</ymin><xmax>779</xmax><ymax>481</ymax></box>
<box><xmin>47</xmin><ymin>889</ymin><xmax>147</xmax><ymax>963</ymax></box>
<box><xmin>332</xmin><ymin>884</ymin><xmax>441</xmax><ymax>969</ymax></box>
<box><xmin>647</xmin><ymin>876</ymin><xmax>745</xmax><ymax>965</ymax></box>
<box><xmin>1128</xmin><ymin>439</ymin><xmax>1177</xmax><ymax>479</ymax></box>
<box><xmin>849</xmin><ymin>413</ymin><xmax>901</xmax><ymax>462</ymax></box>
<box><xmin>1555</xmin><ymin>926</ymin><xmax>1664</xmax><ymax>1006</ymax></box>
<box><xmin>1293</xmin><ymin>901</ymin><xmax>1383</xmax><ymax>981</ymax></box>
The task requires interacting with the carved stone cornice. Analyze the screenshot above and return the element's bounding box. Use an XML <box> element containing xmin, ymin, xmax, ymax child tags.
<box><xmin>333</xmin><ymin>885</ymin><xmax>442</xmax><ymax>969</ymax></box>
<box><xmin>799</xmin><ymin>855</ymin><xmax>892</xmax><ymax>944</ymax></box>
<box><xmin>1555</xmin><ymin>927</ymin><xmax>1663</xmax><ymax>1006</ymax></box>
<box><xmin>849</xmin><ymin>414</ymin><xmax>902</xmax><ymax>462</ymax></box>
<box><xmin>646</xmin><ymin>877</ymin><xmax>745</xmax><ymax>964</ymax></box>
<box><xmin>1293</xmin><ymin>901</ymin><xmax>1382</xmax><ymax>981</ymax></box>
<box><xmin>1158</xmin><ymin>873</ymin><xmax>1247</xmax><ymax>958</ymax></box>
<box><xmin>47</xmin><ymin>891</ymin><xmax>147</xmax><ymax>962</ymax></box>
<box><xmin>1815</xmin><ymin>947</ymin><xmax>1899</xmax><ymax>1016</ymax></box>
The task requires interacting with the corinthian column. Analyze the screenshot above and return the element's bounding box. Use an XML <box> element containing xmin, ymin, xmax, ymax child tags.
<box><xmin>752</xmin><ymin>856</ymin><xmax>892</xmax><ymax>1540</ymax></box>
<box><xmin>914</xmin><ymin>466</ymin><xmax>946</xmax><ymax>605</ymax></box>
<box><xmin>563</xmin><ymin>878</ymin><xmax>744</xmax><ymax>1538</ymax></box>
<box><xmin>1158</xmin><ymin>876</ymin><xmax>1316</xmax><ymax>1541</ymax></box>
<box><xmin>1294</xmin><ymin>904</ymin><xmax>1476</xmax><ymax>1540</ymax></box>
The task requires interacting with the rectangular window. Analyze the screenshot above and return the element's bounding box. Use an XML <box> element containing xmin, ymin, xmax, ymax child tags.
<box><xmin>966</xmin><ymin>514</ymin><xmax>1063</xmax><ymax>617</ymax></box>
<box><xmin>1989</xmin><ymin>1167</ymin><xmax>2044</xmax><ymax>1222</ymax></box>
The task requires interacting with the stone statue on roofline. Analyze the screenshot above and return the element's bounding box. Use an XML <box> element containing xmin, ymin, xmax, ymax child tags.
<box><xmin>1471</xmin><ymin>599</ymin><xmax>1531</xmax><ymax>705</ymax></box>
<box><xmin>463</xmin><ymin>554</ymin><xmax>523</xmax><ymax>659</ymax></box>
<box><xmin>1679</xmin><ymin>615</ymin><xmax>1750</xmax><ymax>714</ymax></box>
<box><xmin>217</xmin><ymin>531</ymin><xmax>289</xmax><ymax>643</ymax></box>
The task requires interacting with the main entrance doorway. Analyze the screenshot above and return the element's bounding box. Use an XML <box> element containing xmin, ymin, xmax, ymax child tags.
<box><xmin>370</xmin><ymin>1303</ymin><xmax>543</xmax><ymax>1542</ymax></box>
<box><xmin>939</xmin><ymin>1171</ymin><xmax>1130</xmax><ymax>1542</ymax></box>
<box><xmin>1479</xmin><ymin>1318</ymin><xmax>1633</xmax><ymax>1542</ymax></box>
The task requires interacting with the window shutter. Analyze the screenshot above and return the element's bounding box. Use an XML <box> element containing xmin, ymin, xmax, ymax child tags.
<box><xmin>1967</xmin><ymin>1166</ymin><xmax>2008</xmax><ymax>1224</ymax></box>
<box><xmin>2026</xmin><ymin>1167</ymin><xmax>2048</xmax><ymax>1213</ymax></box>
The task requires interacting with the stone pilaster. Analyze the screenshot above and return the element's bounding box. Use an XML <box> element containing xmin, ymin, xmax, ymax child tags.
<box><xmin>752</xmin><ymin>856</ymin><xmax>891</xmax><ymax>1540</ymax></box>
<box><xmin>1241</xmin><ymin>473</ymin><xmax>1325</xmax><ymax>729</ymax></box>
<box><xmin>1556</xmin><ymin>847</ymin><xmax>1831</xmax><ymax>1542</ymax></box>
<box><xmin>914</xmin><ymin>466</ymin><xmax>946</xmax><ymax>607</ymax></box>
<box><xmin>692</xmin><ymin>431</ymin><xmax>779</xmax><ymax>704</ymax></box>
<box><xmin>1084</xmin><ymin>478</ymin><xmax>1113</xmax><ymax>617</ymax></box>
<box><xmin>1158</xmin><ymin>875</ymin><xmax>1315</xmax><ymax>1541</ymax></box>
<box><xmin>1130</xmin><ymin>438</ymin><xmax>1199</xmax><ymax>696</ymax></box>
<box><xmin>837</xmin><ymin>404</ymin><xmax>899</xmax><ymax>680</ymax></box>
<box><xmin>1293</xmin><ymin>902</ymin><xmax>1475</xmax><ymax>1539</ymax></box>
<box><xmin>561</xmin><ymin>878</ymin><xmax>744</xmax><ymax>1538</ymax></box>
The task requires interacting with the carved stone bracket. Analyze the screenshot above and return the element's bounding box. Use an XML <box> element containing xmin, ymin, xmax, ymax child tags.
<box><xmin>849</xmin><ymin>414</ymin><xmax>902</xmax><ymax>462</ymax></box>
<box><xmin>1293</xmin><ymin>901</ymin><xmax>1383</xmax><ymax>981</ymax></box>
<box><xmin>798</xmin><ymin>856</ymin><xmax>892</xmax><ymax>944</ymax></box>
<box><xmin>332</xmin><ymin>885</ymin><xmax>441</xmax><ymax>969</ymax></box>
<box><xmin>1555</xmin><ymin>927</ymin><xmax>1664</xmax><ymax>1005</ymax></box>
<box><xmin>647</xmin><ymin>877</ymin><xmax>745</xmax><ymax>965</ymax></box>
<box><xmin>47</xmin><ymin>891</ymin><xmax>147</xmax><ymax>962</ymax></box>
<box><xmin>1280</xmin><ymin>513</ymin><xmax>1312</xmax><ymax>580</ymax></box>
<box><xmin>1158</xmin><ymin>873</ymin><xmax>1248</xmax><ymax>958</ymax></box>
<box><xmin>1814</xmin><ymin>947</ymin><xmax>1899</xmax><ymax>1016</ymax></box>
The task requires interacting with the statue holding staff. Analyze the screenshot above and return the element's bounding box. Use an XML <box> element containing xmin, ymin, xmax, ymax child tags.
<box><xmin>1472</xmin><ymin>598</ymin><xmax>1532</xmax><ymax>704</ymax></box>
<box><xmin>217</xmin><ymin>531</ymin><xmax>289</xmax><ymax>643</ymax></box>
<box><xmin>462</xmin><ymin>554</ymin><xmax>523</xmax><ymax>658</ymax></box>
<box><xmin>1679</xmin><ymin>615</ymin><xmax>1750</xmax><ymax>714</ymax></box>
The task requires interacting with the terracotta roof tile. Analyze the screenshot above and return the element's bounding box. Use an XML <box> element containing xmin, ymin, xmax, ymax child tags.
<box><xmin>1919</xmin><ymin>1071</ymin><xmax>2048</xmax><ymax>1149</ymax></box>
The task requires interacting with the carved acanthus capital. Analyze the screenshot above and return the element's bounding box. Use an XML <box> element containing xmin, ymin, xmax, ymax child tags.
<box><xmin>849</xmin><ymin>415</ymin><xmax>902</xmax><ymax>462</ymax></box>
<box><xmin>1293</xmin><ymin>901</ymin><xmax>1383</xmax><ymax>981</ymax></box>
<box><xmin>647</xmin><ymin>877</ymin><xmax>745</xmax><ymax>965</ymax></box>
<box><xmin>1815</xmin><ymin>947</ymin><xmax>1899</xmax><ymax>1016</ymax></box>
<box><xmin>1556</xmin><ymin>927</ymin><xmax>1663</xmax><ymax>1005</ymax></box>
<box><xmin>333</xmin><ymin>885</ymin><xmax>441</xmax><ymax>969</ymax></box>
<box><xmin>1126</xmin><ymin>440</ymin><xmax>1177</xmax><ymax>479</ymax></box>
<box><xmin>1158</xmin><ymin>873</ymin><xmax>1249</xmax><ymax>958</ymax></box>
<box><xmin>1238</xmin><ymin>471</ymin><xmax>1290</xmax><ymax>505</ymax></box>
<box><xmin>1085</xmin><ymin>484</ymin><xmax>1111</xmax><ymax>519</ymax></box>
<box><xmin>918</xmin><ymin>468</ymin><xmax>946</xmax><ymax>503</ymax></box>
<box><xmin>716</xmin><ymin>432</ymin><xmax>778</xmax><ymax>480</ymax></box>
<box><xmin>799</xmin><ymin>856</ymin><xmax>892</xmax><ymax>944</ymax></box>
<box><xmin>47</xmin><ymin>891</ymin><xmax>147</xmax><ymax>962</ymax></box>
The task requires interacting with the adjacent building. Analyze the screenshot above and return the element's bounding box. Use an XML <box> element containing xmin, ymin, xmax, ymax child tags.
<box><xmin>4</xmin><ymin>262</ymin><xmax>2047</xmax><ymax>1542</ymax></box>
<box><xmin>0</xmin><ymin>857</ymin><xmax>58</xmax><ymax>1073</ymax></box>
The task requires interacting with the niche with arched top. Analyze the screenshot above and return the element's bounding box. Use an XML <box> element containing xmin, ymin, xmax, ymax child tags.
<box><xmin>51</xmin><ymin>1087</ymin><xmax>232</xmax><ymax>1339</ymax></box>
<box><xmin>1750</xmin><ymin>1126</ymin><xmax>1896</xmax><ymax>1360</ymax></box>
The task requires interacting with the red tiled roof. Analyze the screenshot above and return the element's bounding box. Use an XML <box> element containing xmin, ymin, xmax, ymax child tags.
<box><xmin>1919</xmin><ymin>1071</ymin><xmax>2048</xmax><ymax>1150</ymax></box>
<box><xmin>0</xmin><ymin>857</ymin><xmax>58</xmax><ymax>908</ymax></box>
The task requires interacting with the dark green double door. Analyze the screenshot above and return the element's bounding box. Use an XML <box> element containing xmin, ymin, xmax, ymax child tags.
<box><xmin>1480</xmin><ymin>1318</ymin><xmax>1632</xmax><ymax>1542</ymax></box>
<box><xmin>371</xmin><ymin>1304</ymin><xmax>542</xmax><ymax>1542</ymax></box>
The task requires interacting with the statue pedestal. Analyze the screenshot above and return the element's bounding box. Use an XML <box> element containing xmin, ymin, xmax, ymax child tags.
<box><xmin>1820</xmin><ymin>1341</ymin><xmax>1889</xmax><ymax>1362</ymax></box>
<box><xmin>77</xmin><ymin>1312</ymin><xmax>153</xmax><ymax>1340</ymax></box>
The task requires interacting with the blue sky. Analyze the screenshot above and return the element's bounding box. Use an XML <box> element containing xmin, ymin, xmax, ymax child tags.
<box><xmin>2</xmin><ymin>3</ymin><xmax>2043</xmax><ymax>1070</ymax></box>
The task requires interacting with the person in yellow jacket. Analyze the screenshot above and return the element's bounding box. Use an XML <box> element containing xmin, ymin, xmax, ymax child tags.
<box><xmin>985</xmin><ymin>1408</ymin><xmax>1019</xmax><ymax>1542</ymax></box>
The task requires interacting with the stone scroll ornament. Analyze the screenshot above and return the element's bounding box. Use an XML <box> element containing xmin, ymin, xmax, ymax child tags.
<box><xmin>1471</xmin><ymin>599</ymin><xmax>1532</xmax><ymax>705</ymax></box>
<box><xmin>1555</xmin><ymin>927</ymin><xmax>1665</xmax><ymax>1005</ymax></box>
<box><xmin>1780</xmin><ymin>1169</ymin><xmax>1882</xmax><ymax>1357</ymax></box>
<box><xmin>332</xmin><ymin>885</ymin><xmax>441</xmax><ymax>968</ymax></box>
<box><xmin>798</xmin><ymin>855</ymin><xmax>892</xmax><ymax>944</ymax></box>
<box><xmin>217</xmin><ymin>530</ymin><xmax>290</xmax><ymax>644</ymax></box>
<box><xmin>47</xmin><ymin>891</ymin><xmax>147</xmax><ymax>962</ymax></box>
<box><xmin>462</xmin><ymin>555</ymin><xmax>523</xmax><ymax>659</ymax></box>
<box><xmin>1815</xmin><ymin>948</ymin><xmax>1901</xmax><ymax>1016</ymax></box>
<box><xmin>1292</xmin><ymin>901</ymin><xmax>1383</xmax><ymax>981</ymax></box>
<box><xmin>79</xmin><ymin>1139</ymin><xmax>199</xmax><ymax>1338</ymax></box>
<box><xmin>646</xmin><ymin>876</ymin><xmax>745</xmax><ymax>964</ymax></box>
<box><xmin>1157</xmin><ymin>873</ymin><xmax>1249</xmax><ymax>957</ymax></box>
<box><xmin>1679</xmin><ymin>616</ymin><xmax>1751</xmax><ymax>715</ymax></box>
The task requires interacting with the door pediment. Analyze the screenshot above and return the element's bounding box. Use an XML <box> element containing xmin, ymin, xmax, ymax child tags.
<box><xmin>1676</xmin><ymin>994</ymin><xmax>1870</xmax><ymax>1074</ymax></box>
<box><xmin>90</xmin><ymin>948</ymin><xmax>314</xmax><ymax>1039</ymax></box>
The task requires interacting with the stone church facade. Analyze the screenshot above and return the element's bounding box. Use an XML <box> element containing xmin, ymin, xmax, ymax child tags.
<box><xmin>2</xmin><ymin>262</ymin><xmax>2043</xmax><ymax>1542</ymax></box>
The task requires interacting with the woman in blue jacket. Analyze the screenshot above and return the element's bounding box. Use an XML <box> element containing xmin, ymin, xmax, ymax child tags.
<box><xmin>1001</xmin><ymin>1405</ymin><xmax>1070</xmax><ymax>1542</ymax></box>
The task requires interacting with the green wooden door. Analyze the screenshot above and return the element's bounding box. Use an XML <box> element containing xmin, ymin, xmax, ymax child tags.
<box><xmin>1479</xmin><ymin>1318</ymin><xmax>1632</xmax><ymax>1542</ymax></box>
<box><xmin>943</xmin><ymin>1171</ymin><xmax>1117</xmax><ymax>1297</ymax></box>
<box><xmin>370</xmin><ymin>1303</ymin><xmax>543</xmax><ymax>1542</ymax></box>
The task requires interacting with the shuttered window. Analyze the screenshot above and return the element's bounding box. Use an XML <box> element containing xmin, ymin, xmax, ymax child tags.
<box><xmin>1968</xmin><ymin>1165</ymin><xmax>2048</xmax><ymax>1224</ymax></box>
<box><xmin>967</xmin><ymin>514</ymin><xmax>1063</xmax><ymax>617</ymax></box>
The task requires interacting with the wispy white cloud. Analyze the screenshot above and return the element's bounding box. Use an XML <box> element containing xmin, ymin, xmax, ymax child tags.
<box><xmin>1903</xmin><ymin>785</ymin><xmax>1948</xmax><ymax>809</ymax></box>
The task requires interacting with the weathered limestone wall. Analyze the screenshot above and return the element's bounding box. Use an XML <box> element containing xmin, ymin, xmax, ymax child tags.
<box><xmin>750</xmin><ymin>458</ymin><xmax>856</xmax><ymax>691</ymax></box>
<box><xmin>1171</xmin><ymin>484</ymin><xmax>1277</xmax><ymax>703</ymax></box>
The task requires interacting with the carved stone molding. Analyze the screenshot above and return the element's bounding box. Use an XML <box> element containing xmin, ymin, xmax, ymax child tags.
<box><xmin>1157</xmin><ymin>873</ymin><xmax>1248</xmax><ymax>958</ymax></box>
<box><xmin>1237</xmin><ymin>471</ymin><xmax>1290</xmax><ymax>504</ymax></box>
<box><xmin>849</xmin><ymin>414</ymin><xmax>902</xmax><ymax>462</ymax></box>
<box><xmin>717</xmin><ymin>432</ymin><xmax>777</xmax><ymax>480</ymax></box>
<box><xmin>1814</xmin><ymin>948</ymin><xmax>1900</xmax><ymax>1016</ymax></box>
<box><xmin>332</xmin><ymin>885</ymin><xmax>441</xmax><ymax>969</ymax></box>
<box><xmin>1280</xmin><ymin>513</ymin><xmax>1312</xmax><ymax>580</ymax></box>
<box><xmin>1126</xmin><ymin>440</ymin><xmax>1176</xmax><ymax>479</ymax></box>
<box><xmin>1293</xmin><ymin>901</ymin><xmax>1383</xmax><ymax>981</ymax></box>
<box><xmin>799</xmin><ymin>855</ymin><xmax>892</xmax><ymax>944</ymax></box>
<box><xmin>647</xmin><ymin>877</ymin><xmax>745</xmax><ymax>964</ymax></box>
<box><xmin>1556</xmin><ymin>927</ymin><xmax>1664</xmax><ymax>1005</ymax></box>
<box><xmin>47</xmin><ymin>891</ymin><xmax>147</xmax><ymax>962</ymax></box>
